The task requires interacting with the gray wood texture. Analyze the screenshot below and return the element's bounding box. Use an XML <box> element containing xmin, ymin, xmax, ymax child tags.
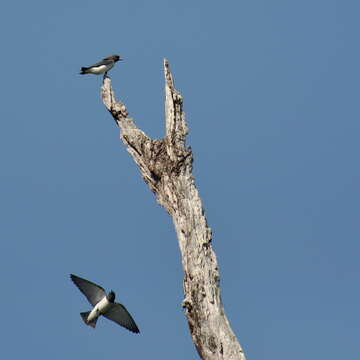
<box><xmin>101</xmin><ymin>59</ymin><xmax>246</xmax><ymax>360</ymax></box>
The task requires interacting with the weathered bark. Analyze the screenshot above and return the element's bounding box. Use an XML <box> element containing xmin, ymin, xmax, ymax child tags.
<box><xmin>101</xmin><ymin>59</ymin><xmax>246</xmax><ymax>360</ymax></box>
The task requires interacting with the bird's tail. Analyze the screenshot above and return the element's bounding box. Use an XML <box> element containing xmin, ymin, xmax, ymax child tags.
<box><xmin>80</xmin><ymin>67</ymin><xmax>88</xmax><ymax>75</ymax></box>
<box><xmin>80</xmin><ymin>311</ymin><xmax>98</xmax><ymax>328</ymax></box>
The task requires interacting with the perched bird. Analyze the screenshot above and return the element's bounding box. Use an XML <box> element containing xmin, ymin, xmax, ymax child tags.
<box><xmin>80</xmin><ymin>54</ymin><xmax>121</xmax><ymax>75</ymax></box>
<box><xmin>70</xmin><ymin>274</ymin><xmax>140</xmax><ymax>333</ymax></box>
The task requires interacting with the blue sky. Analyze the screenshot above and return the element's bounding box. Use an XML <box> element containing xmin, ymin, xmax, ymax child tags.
<box><xmin>0</xmin><ymin>1</ymin><xmax>359</xmax><ymax>359</ymax></box>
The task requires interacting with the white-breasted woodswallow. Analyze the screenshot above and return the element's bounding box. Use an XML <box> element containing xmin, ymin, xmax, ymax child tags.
<box><xmin>80</xmin><ymin>54</ymin><xmax>121</xmax><ymax>75</ymax></box>
<box><xmin>70</xmin><ymin>274</ymin><xmax>139</xmax><ymax>333</ymax></box>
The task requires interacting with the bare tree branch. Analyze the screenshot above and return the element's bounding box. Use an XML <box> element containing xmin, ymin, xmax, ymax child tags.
<box><xmin>101</xmin><ymin>59</ymin><xmax>246</xmax><ymax>360</ymax></box>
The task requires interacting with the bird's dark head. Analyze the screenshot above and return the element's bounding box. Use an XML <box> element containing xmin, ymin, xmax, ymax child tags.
<box><xmin>107</xmin><ymin>290</ymin><xmax>116</xmax><ymax>303</ymax></box>
<box><xmin>105</xmin><ymin>54</ymin><xmax>122</xmax><ymax>62</ymax></box>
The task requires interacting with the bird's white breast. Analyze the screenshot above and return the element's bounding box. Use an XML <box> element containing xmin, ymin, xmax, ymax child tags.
<box><xmin>88</xmin><ymin>63</ymin><xmax>114</xmax><ymax>74</ymax></box>
<box><xmin>87</xmin><ymin>297</ymin><xmax>111</xmax><ymax>322</ymax></box>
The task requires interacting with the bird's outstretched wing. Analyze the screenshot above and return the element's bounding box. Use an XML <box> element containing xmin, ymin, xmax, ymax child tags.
<box><xmin>70</xmin><ymin>274</ymin><xmax>106</xmax><ymax>306</ymax></box>
<box><xmin>104</xmin><ymin>302</ymin><xmax>140</xmax><ymax>333</ymax></box>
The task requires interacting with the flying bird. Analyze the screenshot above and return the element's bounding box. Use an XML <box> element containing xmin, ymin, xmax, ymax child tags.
<box><xmin>80</xmin><ymin>54</ymin><xmax>122</xmax><ymax>75</ymax></box>
<box><xmin>70</xmin><ymin>274</ymin><xmax>140</xmax><ymax>333</ymax></box>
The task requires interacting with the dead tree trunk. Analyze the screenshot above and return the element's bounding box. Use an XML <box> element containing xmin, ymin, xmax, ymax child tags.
<box><xmin>101</xmin><ymin>59</ymin><xmax>246</xmax><ymax>360</ymax></box>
